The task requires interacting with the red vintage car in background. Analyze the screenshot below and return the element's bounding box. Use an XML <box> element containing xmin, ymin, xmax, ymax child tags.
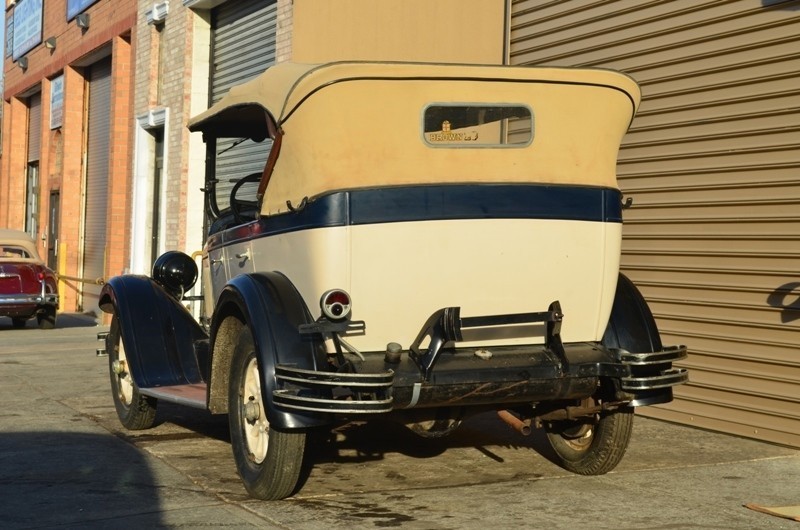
<box><xmin>0</xmin><ymin>229</ymin><xmax>58</xmax><ymax>329</ymax></box>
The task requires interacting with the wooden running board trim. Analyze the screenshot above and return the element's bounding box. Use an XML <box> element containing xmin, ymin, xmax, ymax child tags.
<box><xmin>140</xmin><ymin>383</ymin><xmax>207</xmax><ymax>409</ymax></box>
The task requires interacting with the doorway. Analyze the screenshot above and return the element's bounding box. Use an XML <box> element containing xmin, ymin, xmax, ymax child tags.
<box><xmin>48</xmin><ymin>191</ymin><xmax>60</xmax><ymax>270</ymax></box>
<box><xmin>150</xmin><ymin>128</ymin><xmax>164</xmax><ymax>268</ymax></box>
<box><xmin>25</xmin><ymin>164</ymin><xmax>39</xmax><ymax>240</ymax></box>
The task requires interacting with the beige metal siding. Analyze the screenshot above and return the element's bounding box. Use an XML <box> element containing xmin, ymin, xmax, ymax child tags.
<box><xmin>82</xmin><ymin>57</ymin><xmax>113</xmax><ymax>316</ymax></box>
<box><xmin>210</xmin><ymin>0</ymin><xmax>277</xmax><ymax>210</ymax></box>
<box><xmin>510</xmin><ymin>0</ymin><xmax>800</xmax><ymax>447</ymax></box>
<box><xmin>291</xmin><ymin>0</ymin><xmax>506</xmax><ymax>64</ymax></box>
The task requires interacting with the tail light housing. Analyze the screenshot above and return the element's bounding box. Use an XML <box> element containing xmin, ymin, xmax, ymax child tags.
<box><xmin>320</xmin><ymin>289</ymin><xmax>351</xmax><ymax>321</ymax></box>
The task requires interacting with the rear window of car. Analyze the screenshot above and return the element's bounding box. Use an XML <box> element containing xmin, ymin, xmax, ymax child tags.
<box><xmin>0</xmin><ymin>245</ymin><xmax>32</xmax><ymax>259</ymax></box>
<box><xmin>423</xmin><ymin>104</ymin><xmax>533</xmax><ymax>147</ymax></box>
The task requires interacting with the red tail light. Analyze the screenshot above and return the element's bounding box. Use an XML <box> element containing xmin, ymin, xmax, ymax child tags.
<box><xmin>37</xmin><ymin>271</ymin><xmax>45</xmax><ymax>281</ymax></box>
<box><xmin>320</xmin><ymin>289</ymin><xmax>352</xmax><ymax>320</ymax></box>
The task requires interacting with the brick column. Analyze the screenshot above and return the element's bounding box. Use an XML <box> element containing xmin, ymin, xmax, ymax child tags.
<box><xmin>0</xmin><ymin>99</ymin><xmax>11</xmax><ymax>227</ymax></box>
<box><xmin>37</xmin><ymin>77</ymin><xmax>52</xmax><ymax>259</ymax></box>
<box><xmin>58</xmin><ymin>66</ymin><xmax>87</xmax><ymax>312</ymax></box>
<box><xmin>106</xmin><ymin>35</ymin><xmax>134</xmax><ymax>284</ymax></box>
<box><xmin>3</xmin><ymin>97</ymin><xmax>30</xmax><ymax>229</ymax></box>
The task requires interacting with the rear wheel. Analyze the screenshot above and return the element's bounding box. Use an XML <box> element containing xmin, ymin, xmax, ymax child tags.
<box><xmin>229</xmin><ymin>325</ymin><xmax>306</xmax><ymax>500</ymax></box>
<box><xmin>108</xmin><ymin>316</ymin><xmax>157</xmax><ymax>429</ymax></box>
<box><xmin>545</xmin><ymin>398</ymin><xmax>633</xmax><ymax>475</ymax></box>
<box><xmin>37</xmin><ymin>307</ymin><xmax>56</xmax><ymax>329</ymax></box>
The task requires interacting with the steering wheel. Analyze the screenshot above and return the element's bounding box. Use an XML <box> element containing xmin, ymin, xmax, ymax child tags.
<box><xmin>230</xmin><ymin>172</ymin><xmax>262</xmax><ymax>225</ymax></box>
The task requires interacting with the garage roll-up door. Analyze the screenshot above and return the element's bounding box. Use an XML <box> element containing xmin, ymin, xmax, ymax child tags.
<box><xmin>211</xmin><ymin>0</ymin><xmax>277</xmax><ymax>210</ymax></box>
<box><xmin>26</xmin><ymin>93</ymin><xmax>42</xmax><ymax>239</ymax></box>
<box><xmin>82</xmin><ymin>57</ymin><xmax>112</xmax><ymax>315</ymax></box>
<box><xmin>27</xmin><ymin>92</ymin><xmax>41</xmax><ymax>162</ymax></box>
<box><xmin>510</xmin><ymin>0</ymin><xmax>800</xmax><ymax>447</ymax></box>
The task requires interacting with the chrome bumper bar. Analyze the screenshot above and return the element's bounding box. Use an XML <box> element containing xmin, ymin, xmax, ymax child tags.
<box><xmin>618</xmin><ymin>345</ymin><xmax>688</xmax><ymax>391</ymax></box>
<box><xmin>0</xmin><ymin>293</ymin><xmax>58</xmax><ymax>306</ymax></box>
<box><xmin>273</xmin><ymin>365</ymin><xmax>394</xmax><ymax>414</ymax></box>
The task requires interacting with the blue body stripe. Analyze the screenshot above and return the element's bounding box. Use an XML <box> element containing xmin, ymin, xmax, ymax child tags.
<box><xmin>208</xmin><ymin>184</ymin><xmax>622</xmax><ymax>248</ymax></box>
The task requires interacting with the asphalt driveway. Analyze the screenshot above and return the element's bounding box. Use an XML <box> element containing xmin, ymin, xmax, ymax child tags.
<box><xmin>1</xmin><ymin>317</ymin><xmax>798</xmax><ymax>529</ymax></box>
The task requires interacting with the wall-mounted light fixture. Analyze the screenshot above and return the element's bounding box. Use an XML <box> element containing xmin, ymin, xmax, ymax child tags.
<box><xmin>18</xmin><ymin>56</ymin><xmax>28</xmax><ymax>69</ymax></box>
<box><xmin>147</xmin><ymin>1</ymin><xmax>170</xmax><ymax>25</ymax></box>
<box><xmin>76</xmin><ymin>13</ymin><xmax>90</xmax><ymax>29</ymax></box>
<box><xmin>44</xmin><ymin>37</ymin><xmax>57</xmax><ymax>49</ymax></box>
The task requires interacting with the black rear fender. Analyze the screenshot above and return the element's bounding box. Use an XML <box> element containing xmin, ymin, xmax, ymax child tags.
<box><xmin>603</xmin><ymin>273</ymin><xmax>662</xmax><ymax>353</ymax></box>
<box><xmin>99</xmin><ymin>275</ymin><xmax>208</xmax><ymax>389</ymax></box>
<box><xmin>208</xmin><ymin>272</ymin><xmax>331</xmax><ymax>429</ymax></box>
<box><xmin>603</xmin><ymin>273</ymin><xmax>686</xmax><ymax>406</ymax></box>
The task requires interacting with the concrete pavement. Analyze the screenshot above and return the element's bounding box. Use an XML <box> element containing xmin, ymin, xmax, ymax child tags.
<box><xmin>1</xmin><ymin>316</ymin><xmax>798</xmax><ymax>529</ymax></box>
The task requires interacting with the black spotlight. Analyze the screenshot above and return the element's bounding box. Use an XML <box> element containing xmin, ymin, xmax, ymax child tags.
<box><xmin>152</xmin><ymin>251</ymin><xmax>198</xmax><ymax>298</ymax></box>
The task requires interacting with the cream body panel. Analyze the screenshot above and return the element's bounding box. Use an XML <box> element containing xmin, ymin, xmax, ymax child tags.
<box><xmin>244</xmin><ymin>228</ymin><xmax>350</xmax><ymax>321</ymax></box>
<box><xmin>225</xmin><ymin>240</ymin><xmax>255</xmax><ymax>279</ymax></box>
<box><xmin>204</xmin><ymin>240</ymin><xmax>256</xmax><ymax>321</ymax></box>
<box><xmin>210</xmin><ymin>220</ymin><xmax>621</xmax><ymax>352</ymax></box>
<box><xmin>204</xmin><ymin>247</ymin><xmax>226</xmax><ymax>320</ymax></box>
<box><xmin>348</xmin><ymin>219</ymin><xmax>621</xmax><ymax>351</ymax></box>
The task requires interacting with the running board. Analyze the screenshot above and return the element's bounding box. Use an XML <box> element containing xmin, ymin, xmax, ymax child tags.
<box><xmin>140</xmin><ymin>383</ymin><xmax>207</xmax><ymax>409</ymax></box>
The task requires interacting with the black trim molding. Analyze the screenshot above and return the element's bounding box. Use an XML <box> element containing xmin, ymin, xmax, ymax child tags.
<box><xmin>207</xmin><ymin>184</ymin><xmax>623</xmax><ymax>249</ymax></box>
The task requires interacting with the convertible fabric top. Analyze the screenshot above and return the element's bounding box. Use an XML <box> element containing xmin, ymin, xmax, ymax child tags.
<box><xmin>0</xmin><ymin>229</ymin><xmax>42</xmax><ymax>262</ymax></box>
<box><xmin>188</xmin><ymin>61</ymin><xmax>643</xmax><ymax>215</ymax></box>
<box><xmin>187</xmin><ymin>61</ymin><xmax>641</xmax><ymax>137</ymax></box>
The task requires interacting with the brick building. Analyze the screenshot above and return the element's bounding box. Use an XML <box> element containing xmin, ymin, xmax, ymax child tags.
<box><xmin>1</xmin><ymin>0</ymin><xmax>136</xmax><ymax>314</ymax></box>
<box><xmin>128</xmin><ymin>0</ymin><xmax>293</xmax><ymax>281</ymax></box>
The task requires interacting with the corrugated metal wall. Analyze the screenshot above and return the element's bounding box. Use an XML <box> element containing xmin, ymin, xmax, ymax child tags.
<box><xmin>27</xmin><ymin>92</ymin><xmax>41</xmax><ymax>162</ymax></box>
<box><xmin>210</xmin><ymin>0</ymin><xmax>277</xmax><ymax>210</ymax></box>
<box><xmin>509</xmin><ymin>0</ymin><xmax>800</xmax><ymax>447</ymax></box>
<box><xmin>211</xmin><ymin>0</ymin><xmax>278</xmax><ymax>99</ymax></box>
<box><xmin>82</xmin><ymin>57</ymin><xmax>113</xmax><ymax>315</ymax></box>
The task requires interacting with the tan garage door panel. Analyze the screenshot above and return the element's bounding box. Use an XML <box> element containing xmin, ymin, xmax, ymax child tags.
<box><xmin>510</xmin><ymin>0</ymin><xmax>800</xmax><ymax>447</ymax></box>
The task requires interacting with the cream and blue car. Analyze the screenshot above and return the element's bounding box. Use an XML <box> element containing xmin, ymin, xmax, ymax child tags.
<box><xmin>99</xmin><ymin>61</ymin><xmax>687</xmax><ymax>500</ymax></box>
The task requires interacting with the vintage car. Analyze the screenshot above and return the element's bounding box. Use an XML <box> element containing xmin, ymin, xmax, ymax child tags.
<box><xmin>99</xmin><ymin>61</ymin><xmax>688</xmax><ymax>500</ymax></box>
<box><xmin>0</xmin><ymin>229</ymin><xmax>58</xmax><ymax>329</ymax></box>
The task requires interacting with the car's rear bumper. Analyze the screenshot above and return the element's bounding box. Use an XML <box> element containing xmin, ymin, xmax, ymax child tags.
<box><xmin>272</xmin><ymin>343</ymin><xmax>688</xmax><ymax>414</ymax></box>
<box><xmin>273</xmin><ymin>304</ymin><xmax>688</xmax><ymax>415</ymax></box>
<box><xmin>0</xmin><ymin>293</ymin><xmax>58</xmax><ymax>308</ymax></box>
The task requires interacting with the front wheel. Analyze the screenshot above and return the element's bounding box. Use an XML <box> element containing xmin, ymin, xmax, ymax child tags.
<box><xmin>545</xmin><ymin>399</ymin><xmax>633</xmax><ymax>475</ymax></box>
<box><xmin>229</xmin><ymin>325</ymin><xmax>306</xmax><ymax>500</ymax></box>
<box><xmin>107</xmin><ymin>316</ymin><xmax>157</xmax><ymax>429</ymax></box>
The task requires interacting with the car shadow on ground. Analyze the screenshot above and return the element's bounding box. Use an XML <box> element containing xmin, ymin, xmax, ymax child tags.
<box><xmin>291</xmin><ymin>413</ymin><xmax>560</xmax><ymax>496</ymax></box>
<box><xmin>128</xmin><ymin>400</ymin><xmax>560</xmax><ymax>499</ymax></box>
<box><xmin>0</xmin><ymin>312</ymin><xmax>98</xmax><ymax>330</ymax></box>
<box><xmin>153</xmin><ymin>402</ymin><xmax>555</xmax><ymax>466</ymax></box>
<box><xmin>308</xmin><ymin>413</ymin><xmax>556</xmax><ymax>463</ymax></box>
<box><xmin>0</xmin><ymin>432</ymin><xmax>164</xmax><ymax>527</ymax></box>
